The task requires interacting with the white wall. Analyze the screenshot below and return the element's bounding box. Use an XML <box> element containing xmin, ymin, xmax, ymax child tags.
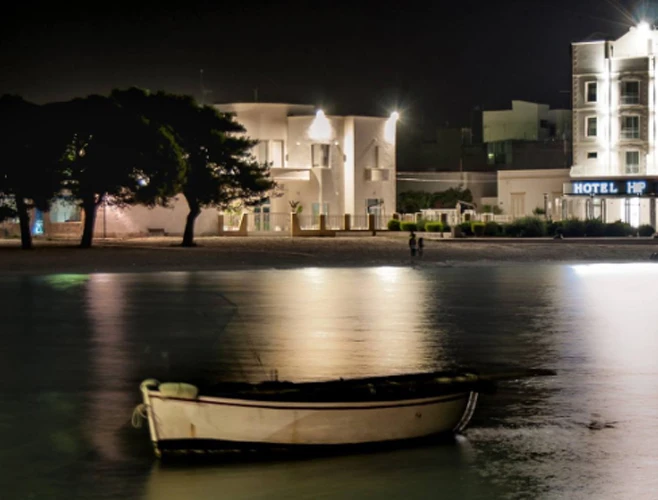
<box><xmin>497</xmin><ymin>169</ymin><xmax>570</xmax><ymax>218</ymax></box>
<box><xmin>353</xmin><ymin>117</ymin><xmax>396</xmax><ymax>215</ymax></box>
<box><xmin>93</xmin><ymin>196</ymin><xmax>219</xmax><ymax>237</ymax></box>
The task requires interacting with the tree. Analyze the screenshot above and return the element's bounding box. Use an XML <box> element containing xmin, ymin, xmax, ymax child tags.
<box><xmin>112</xmin><ymin>88</ymin><xmax>275</xmax><ymax>247</ymax></box>
<box><xmin>396</xmin><ymin>187</ymin><xmax>474</xmax><ymax>213</ymax></box>
<box><xmin>0</xmin><ymin>95</ymin><xmax>65</xmax><ymax>249</ymax></box>
<box><xmin>54</xmin><ymin>95</ymin><xmax>183</xmax><ymax>248</ymax></box>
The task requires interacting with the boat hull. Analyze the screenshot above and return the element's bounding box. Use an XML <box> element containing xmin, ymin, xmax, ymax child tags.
<box><xmin>140</xmin><ymin>381</ymin><xmax>478</xmax><ymax>456</ymax></box>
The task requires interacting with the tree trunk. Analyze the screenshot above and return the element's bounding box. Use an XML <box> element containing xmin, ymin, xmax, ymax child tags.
<box><xmin>80</xmin><ymin>196</ymin><xmax>98</xmax><ymax>249</ymax></box>
<box><xmin>182</xmin><ymin>195</ymin><xmax>201</xmax><ymax>247</ymax></box>
<box><xmin>15</xmin><ymin>194</ymin><xmax>32</xmax><ymax>250</ymax></box>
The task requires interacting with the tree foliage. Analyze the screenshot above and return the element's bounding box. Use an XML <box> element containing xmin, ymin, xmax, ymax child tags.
<box><xmin>0</xmin><ymin>95</ymin><xmax>66</xmax><ymax>248</ymax></box>
<box><xmin>53</xmin><ymin>94</ymin><xmax>184</xmax><ymax>247</ymax></box>
<box><xmin>112</xmin><ymin>88</ymin><xmax>275</xmax><ymax>246</ymax></box>
<box><xmin>397</xmin><ymin>187</ymin><xmax>473</xmax><ymax>213</ymax></box>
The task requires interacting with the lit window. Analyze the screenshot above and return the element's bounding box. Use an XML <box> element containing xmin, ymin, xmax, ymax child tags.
<box><xmin>621</xmin><ymin>116</ymin><xmax>640</xmax><ymax>139</ymax></box>
<box><xmin>625</xmin><ymin>151</ymin><xmax>640</xmax><ymax>174</ymax></box>
<box><xmin>586</xmin><ymin>82</ymin><xmax>597</xmax><ymax>103</ymax></box>
<box><xmin>586</xmin><ymin>116</ymin><xmax>597</xmax><ymax>137</ymax></box>
<box><xmin>311</xmin><ymin>144</ymin><xmax>330</xmax><ymax>167</ymax></box>
<box><xmin>256</xmin><ymin>141</ymin><xmax>268</xmax><ymax>163</ymax></box>
<box><xmin>271</xmin><ymin>140</ymin><xmax>284</xmax><ymax>168</ymax></box>
<box><xmin>587</xmin><ymin>151</ymin><xmax>598</xmax><ymax>159</ymax></box>
<box><xmin>621</xmin><ymin>81</ymin><xmax>640</xmax><ymax>104</ymax></box>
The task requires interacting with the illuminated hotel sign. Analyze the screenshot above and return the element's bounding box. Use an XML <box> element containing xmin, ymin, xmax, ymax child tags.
<box><xmin>565</xmin><ymin>180</ymin><xmax>657</xmax><ymax>196</ymax></box>
<box><xmin>572</xmin><ymin>181</ymin><xmax>619</xmax><ymax>195</ymax></box>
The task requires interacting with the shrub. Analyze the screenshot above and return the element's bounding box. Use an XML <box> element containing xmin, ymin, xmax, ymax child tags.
<box><xmin>459</xmin><ymin>221</ymin><xmax>473</xmax><ymax>236</ymax></box>
<box><xmin>471</xmin><ymin>222</ymin><xmax>485</xmax><ymax>237</ymax></box>
<box><xmin>400</xmin><ymin>222</ymin><xmax>417</xmax><ymax>232</ymax></box>
<box><xmin>442</xmin><ymin>222</ymin><xmax>451</xmax><ymax>232</ymax></box>
<box><xmin>562</xmin><ymin>218</ymin><xmax>586</xmax><ymax>237</ymax></box>
<box><xmin>604</xmin><ymin>220</ymin><xmax>634</xmax><ymax>237</ymax></box>
<box><xmin>547</xmin><ymin>220</ymin><xmax>564</xmax><ymax>237</ymax></box>
<box><xmin>415</xmin><ymin>219</ymin><xmax>427</xmax><ymax>232</ymax></box>
<box><xmin>425</xmin><ymin>222</ymin><xmax>444</xmax><ymax>232</ymax></box>
<box><xmin>516</xmin><ymin>216</ymin><xmax>547</xmax><ymax>237</ymax></box>
<box><xmin>483</xmin><ymin>221</ymin><xmax>500</xmax><ymax>237</ymax></box>
<box><xmin>638</xmin><ymin>224</ymin><xmax>655</xmax><ymax>237</ymax></box>
<box><xmin>584</xmin><ymin>219</ymin><xmax>606</xmax><ymax>237</ymax></box>
<box><xmin>503</xmin><ymin>220</ymin><xmax>522</xmax><ymax>237</ymax></box>
<box><xmin>387</xmin><ymin>219</ymin><xmax>401</xmax><ymax>231</ymax></box>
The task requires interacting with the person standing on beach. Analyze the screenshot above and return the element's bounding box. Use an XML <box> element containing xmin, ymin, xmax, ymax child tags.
<box><xmin>418</xmin><ymin>237</ymin><xmax>424</xmax><ymax>258</ymax></box>
<box><xmin>409</xmin><ymin>231</ymin><xmax>417</xmax><ymax>257</ymax></box>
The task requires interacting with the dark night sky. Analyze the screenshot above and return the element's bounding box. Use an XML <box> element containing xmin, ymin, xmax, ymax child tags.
<box><xmin>0</xmin><ymin>1</ymin><xmax>653</xmax><ymax>127</ymax></box>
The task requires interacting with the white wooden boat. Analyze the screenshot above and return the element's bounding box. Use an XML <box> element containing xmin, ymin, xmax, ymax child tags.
<box><xmin>134</xmin><ymin>369</ymin><xmax>552</xmax><ymax>457</ymax></box>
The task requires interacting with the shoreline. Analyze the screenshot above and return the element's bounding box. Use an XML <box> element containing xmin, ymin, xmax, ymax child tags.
<box><xmin>1</xmin><ymin>235</ymin><xmax>658</xmax><ymax>275</ymax></box>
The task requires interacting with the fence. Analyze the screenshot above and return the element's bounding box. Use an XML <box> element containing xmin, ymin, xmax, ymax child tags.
<box><xmin>221</xmin><ymin>212</ymin><xmax>391</xmax><ymax>233</ymax></box>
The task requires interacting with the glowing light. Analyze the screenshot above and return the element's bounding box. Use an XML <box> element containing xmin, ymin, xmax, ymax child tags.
<box><xmin>309</xmin><ymin>109</ymin><xmax>332</xmax><ymax>141</ymax></box>
<box><xmin>571</xmin><ymin>263</ymin><xmax>658</xmax><ymax>277</ymax></box>
<box><xmin>637</xmin><ymin>20</ymin><xmax>650</xmax><ymax>33</ymax></box>
<box><xmin>384</xmin><ymin>112</ymin><xmax>399</xmax><ymax>144</ymax></box>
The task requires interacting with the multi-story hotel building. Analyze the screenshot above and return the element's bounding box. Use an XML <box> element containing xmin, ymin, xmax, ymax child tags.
<box><xmin>565</xmin><ymin>22</ymin><xmax>658</xmax><ymax>227</ymax></box>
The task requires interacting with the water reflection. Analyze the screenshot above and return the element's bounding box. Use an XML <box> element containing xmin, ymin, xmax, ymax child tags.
<box><xmin>1</xmin><ymin>265</ymin><xmax>657</xmax><ymax>499</ymax></box>
<box><xmin>86</xmin><ymin>273</ymin><xmax>132</xmax><ymax>462</ymax></box>
<box><xmin>218</xmin><ymin>267</ymin><xmax>444</xmax><ymax>381</ymax></box>
<box><xmin>144</xmin><ymin>438</ymin><xmax>499</xmax><ymax>500</ymax></box>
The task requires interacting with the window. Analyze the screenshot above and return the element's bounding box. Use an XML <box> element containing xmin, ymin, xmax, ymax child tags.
<box><xmin>621</xmin><ymin>116</ymin><xmax>640</xmax><ymax>139</ymax></box>
<box><xmin>366</xmin><ymin>199</ymin><xmax>384</xmax><ymax>215</ymax></box>
<box><xmin>369</xmin><ymin>145</ymin><xmax>381</xmax><ymax>168</ymax></box>
<box><xmin>625</xmin><ymin>151</ymin><xmax>640</xmax><ymax>174</ymax></box>
<box><xmin>271</xmin><ymin>140</ymin><xmax>284</xmax><ymax>168</ymax></box>
<box><xmin>311</xmin><ymin>144</ymin><xmax>330</xmax><ymax>167</ymax></box>
<box><xmin>311</xmin><ymin>202</ymin><xmax>329</xmax><ymax>216</ymax></box>
<box><xmin>586</xmin><ymin>82</ymin><xmax>597</xmax><ymax>103</ymax></box>
<box><xmin>621</xmin><ymin>81</ymin><xmax>640</xmax><ymax>104</ymax></box>
<box><xmin>586</xmin><ymin>116</ymin><xmax>597</xmax><ymax>137</ymax></box>
<box><xmin>256</xmin><ymin>141</ymin><xmax>268</xmax><ymax>163</ymax></box>
<box><xmin>587</xmin><ymin>151</ymin><xmax>598</xmax><ymax>159</ymax></box>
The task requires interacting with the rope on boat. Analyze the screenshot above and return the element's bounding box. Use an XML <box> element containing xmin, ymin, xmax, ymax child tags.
<box><xmin>131</xmin><ymin>403</ymin><xmax>148</xmax><ymax>429</ymax></box>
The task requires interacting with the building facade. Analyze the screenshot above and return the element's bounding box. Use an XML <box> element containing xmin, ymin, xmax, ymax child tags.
<box><xmin>567</xmin><ymin>23</ymin><xmax>658</xmax><ymax>227</ymax></box>
<box><xmin>483</xmin><ymin>100</ymin><xmax>572</xmax><ymax>170</ymax></box>
<box><xmin>216</xmin><ymin>103</ymin><xmax>398</xmax><ymax>218</ymax></box>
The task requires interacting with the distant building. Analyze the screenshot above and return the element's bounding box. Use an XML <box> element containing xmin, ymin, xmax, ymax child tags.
<box><xmin>566</xmin><ymin>23</ymin><xmax>658</xmax><ymax>226</ymax></box>
<box><xmin>483</xmin><ymin>100</ymin><xmax>572</xmax><ymax>170</ymax></box>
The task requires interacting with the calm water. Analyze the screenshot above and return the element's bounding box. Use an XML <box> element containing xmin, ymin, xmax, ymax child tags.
<box><xmin>1</xmin><ymin>264</ymin><xmax>657</xmax><ymax>499</ymax></box>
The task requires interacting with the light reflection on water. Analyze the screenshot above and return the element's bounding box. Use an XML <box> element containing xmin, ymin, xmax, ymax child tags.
<box><xmin>0</xmin><ymin>264</ymin><xmax>657</xmax><ymax>499</ymax></box>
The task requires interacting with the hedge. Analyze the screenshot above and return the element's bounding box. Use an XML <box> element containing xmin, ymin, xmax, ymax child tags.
<box><xmin>425</xmin><ymin>222</ymin><xmax>444</xmax><ymax>232</ymax></box>
<box><xmin>471</xmin><ymin>222</ymin><xmax>485</xmax><ymax>237</ymax></box>
<box><xmin>483</xmin><ymin>221</ymin><xmax>501</xmax><ymax>236</ymax></box>
<box><xmin>387</xmin><ymin>219</ymin><xmax>401</xmax><ymax>231</ymax></box>
<box><xmin>400</xmin><ymin>222</ymin><xmax>417</xmax><ymax>232</ymax></box>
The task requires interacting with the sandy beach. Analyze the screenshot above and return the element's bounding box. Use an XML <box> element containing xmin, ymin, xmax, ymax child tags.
<box><xmin>1</xmin><ymin>234</ymin><xmax>658</xmax><ymax>274</ymax></box>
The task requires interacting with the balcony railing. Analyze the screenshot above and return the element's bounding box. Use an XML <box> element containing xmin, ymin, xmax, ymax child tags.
<box><xmin>620</xmin><ymin>129</ymin><xmax>640</xmax><ymax>140</ymax></box>
<box><xmin>620</xmin><ymin>95</ymin><xmax>640</xmax><ymax>105</ymax></box>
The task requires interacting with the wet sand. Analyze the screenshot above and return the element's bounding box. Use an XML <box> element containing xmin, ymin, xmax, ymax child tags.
<box><xmin>1</xmin><ymin>234</ymin><xmax>658</xmax><ymax>275</ymax></box>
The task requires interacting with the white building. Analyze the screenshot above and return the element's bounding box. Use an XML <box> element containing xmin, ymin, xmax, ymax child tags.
<box><xmin>567</xmin><ymin>22</ymin><xmax>658</xmax><ymax>227</ymax></box>
<box><xmin>216</xmin><ymin>103</ymin><xmax>398</xmax><ymax>218</ymax></box>
<box><xmin>497</xmin><ymin>169</ymin><xmax>571</xmax><ymax>219</ymax></box>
